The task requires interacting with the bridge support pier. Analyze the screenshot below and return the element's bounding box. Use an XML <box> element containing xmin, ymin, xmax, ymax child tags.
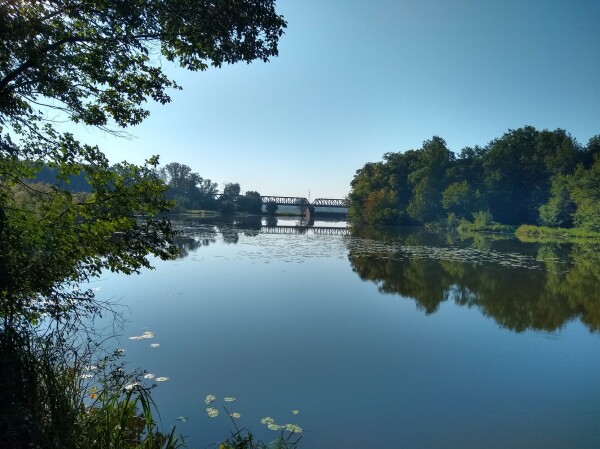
<box><xmin>305</xmin><ymin>206</ymin><xmax>315</xmax><ymax>221</ymax></box>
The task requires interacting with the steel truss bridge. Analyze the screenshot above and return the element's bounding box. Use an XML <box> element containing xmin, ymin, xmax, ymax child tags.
<box><xmin>215</xmin><ymin>194</ymin><xmax>348</xmax><ymax>208</ymax></box>
<box><xmin>261</xmin><ymin>226</ymin><xmax>350</xmax><ymax>236</ymax></box>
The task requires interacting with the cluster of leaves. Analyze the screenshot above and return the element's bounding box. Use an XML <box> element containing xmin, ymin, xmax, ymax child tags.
<box><xmin>0</xmin><ymin>153</ymin><xmax>177</xmax><ymax>324</ymax></box>
<box><xmin>348</xmin><ymin>127</ymin><xmax>600</xmax><ymax>229</ymax></box>
<box><xmin>0</xmin><ymin>0</ymin><xmax>286</xmax><ymax>131</ymax></box>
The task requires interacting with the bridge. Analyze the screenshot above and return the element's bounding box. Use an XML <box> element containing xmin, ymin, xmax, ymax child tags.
<box><xmin>214</xmin><ymin>194</ymin><xmax>348</xmax><ymax>218</ymax></box>
<box><xmin>215</xmin><ymin>194</ymin><xmax>348</xmax><ymax>208</ymax></box>
<box><xmin>261</xmin><ymin>225</ymin><xmax>350</xmax><ymax>236</ymax></box>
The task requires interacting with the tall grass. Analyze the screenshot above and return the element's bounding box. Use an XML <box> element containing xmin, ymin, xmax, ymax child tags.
<box><xmin>0</xmin><ymin>325</ymin><xmax>184</xmax><ymax>449</ymax></box>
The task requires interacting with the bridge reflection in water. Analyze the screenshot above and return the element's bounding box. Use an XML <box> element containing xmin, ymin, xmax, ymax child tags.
<box><xmin>260</xmin><ymin>225</ymin><xmax>349</xmax><ymax>236</ymax></box>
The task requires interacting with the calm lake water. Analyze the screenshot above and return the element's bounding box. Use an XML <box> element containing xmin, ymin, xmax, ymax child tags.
<box><xmin>95</xmin><ymin>217</ymin><xmax>600</xmax><ymax>449</ymax></box>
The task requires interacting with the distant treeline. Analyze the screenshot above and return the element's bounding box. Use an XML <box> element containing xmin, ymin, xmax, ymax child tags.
<box><xmin>34</xmin><ymin>165</ymin><xmax>92</xmax><ymax>192</ymax></box>
<box><xmin>156</xmin><ymin>162</ymin><xmax>267</xmax><ymax>214</ymax></box>
<box><xmin>348</xmin><ymin>126</ymin><xmax>600</xmax><ymax>230</ymax></box>
<box><xmin>32</xmin><ymin>161</ymin><xmax>269</xmax><ymax>215</ymax></box>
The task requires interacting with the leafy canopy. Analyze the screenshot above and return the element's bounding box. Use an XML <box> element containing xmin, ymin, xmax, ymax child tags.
<box><xmin>0</xmin><ymin>0</ymin><xmax>286</xmax><ymax>323</ymax></box>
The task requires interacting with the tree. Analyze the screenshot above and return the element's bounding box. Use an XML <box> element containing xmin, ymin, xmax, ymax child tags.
<box><xmin>0</xmin><ymin>1</ymin><xmax>286</xmax><ymax>323</ymax></box>
<box><xmin>239</xmin><ymin>191</ymin><xmax>263</xmax><ymax>214</ymax></box>
<box><xmin>219</xmin><ymin>182</ymin><xmax>240</xmax><ymax>213</ymax></box>
<box><xmin>222</xmin><ymin>183</ymin><xmax>241</xmax><ymax>199</ymax></box>
<box><xmin>1</xmin><ymin>1</ymin><xmax>286</xmax><ymax>134</ymax></box>
<box><xmin>196</xmin><ymin>178</ymin><xmax>219</xmax><ymax>210</ymax></box>
<box><xmin>0</xmin><ymin>156</ymin><xmax>177</xmax><ymax>323</ymax></box>
<box><xmin>362</xmin><ymin>189</ymin><xmax>399</xmax><ymax>224</ymax></box>
<box><xmin>158</xmin><ymin>162</ymin><xmax>218</xmax><ymax>210</ymax></box>
<box><xmin>159</xmin><ymin>163</ymin><xmax>201</xmax><ymax>199</ymax></box>
<box><xmin>406</xmin><ymin>136</ymin><xmax>454</xmax><ymax>223</ymax></box>
<box><xmin>582</xmin><ymin>135</ymin><xmax>600</xmax><ymax>168</ymax></box>
<box><xmin>569</xmin><ymin>156</ymin><xmax>600</xmax><ymax>232</ymax></box>
<box><xmin>538</xmin><ymin>175</ymin><xmax>575</xmax><ymax>227</ymax></box>
<box><xmin>442</xmin><ymin>180</ymin><xmax>478</xmax><ymax>218</ymax></box>
<box><xmin>481</xmin><ymin>127</ymin><xmax>580</xmax><ymax>225</ymax></box>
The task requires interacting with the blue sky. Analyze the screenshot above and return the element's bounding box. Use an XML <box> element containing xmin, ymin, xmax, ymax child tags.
<box><xmin>95</xmin><ymin>0</ymin><xmax>600</xmax><ymax>199</ymax></box>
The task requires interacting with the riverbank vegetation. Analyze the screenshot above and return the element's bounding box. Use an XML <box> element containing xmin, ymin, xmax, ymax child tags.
<box><xmin>1</xmin><ymin>0</ymin><xmax>286</xmax><ymax>447</ymax></box>
<box><xmin>348</xmin><ymin>127</ymin><xmax>600</xmax><ymax>237</ymax></box>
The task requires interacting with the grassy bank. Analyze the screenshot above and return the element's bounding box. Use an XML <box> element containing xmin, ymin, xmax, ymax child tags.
<box><xmin>516</xmin><ymin>224</ymin><xmax>600</xmax><ymax>242</ymax></box>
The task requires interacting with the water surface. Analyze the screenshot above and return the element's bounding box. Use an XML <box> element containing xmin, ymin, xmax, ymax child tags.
<box><xmin>96</xmin><ymin>219</ymin><xmax>600</xmax><ymax>449</ymax></box>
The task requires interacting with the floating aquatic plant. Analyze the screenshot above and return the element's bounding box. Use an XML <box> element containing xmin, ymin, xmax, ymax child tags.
<box><xmin>128</xmin><ymin>331</ymin><xmax>155</xmax><ymax>341</ymax></box>
<box><xmin>261</xmin><ymin>416</ymin><xmax>303</xmax><ymax>433</ymax></box>
<box><xmin>224</xmin><ymin>396</ymin><xmax>236</xmax><ymax>402</ymax></box>
<box><xmin>150</xmin><ymin>343</ymin><xmax>160</xmax><ymax>348</ymax></box>
<box><xmin>284</xmin><ymin>424</ymin><xmax>303</xmax><ymax>433</ymax></box>
<box><xmin>143</xmin><ymin>373</ymin><xmax>155</xmax><ymax>379</ymax></box>
<box><xmin>205</xmin><ymin>407</ymin><xmax>219</xmax><ymax>418</ymax></box>
<box><xmin>155</xmin><ymin>376</ymin><xmax>169</xmax><ymax>382</ymax></box>
<box><xmin>229</xmin><ymin>412</ymin><xmax>241</xmax><ymax>419</ymax></box>
<box><xmin>204</xmin><ymin>394</ymin><xmax>216</xmax><ymax>404</ymax></box>
<box><xmin>291</xmin><ymin>409</ymin><xmax>300</xmax><ymax>415</ymax></box>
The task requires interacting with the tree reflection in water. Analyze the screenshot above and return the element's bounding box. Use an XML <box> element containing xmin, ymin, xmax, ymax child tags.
<box><xmin>348</xmin><ymin>227</ymin><xmax>600</xmax><ymax>333</ymax></box>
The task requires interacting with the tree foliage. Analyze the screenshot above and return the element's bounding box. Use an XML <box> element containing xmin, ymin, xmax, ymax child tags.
<box><xmin>348</xmin><ymin>126</ymin><xmax>599</xmax><ymax>228</ymax></box>
<box><xmin>0</xmin><ymin>0</ymin><xmax>286</xmax><ymax>132</ymax></box>
<box><xmin>159</xmin><ymin>162</ymin><xmax>217</xmax><ymax>210</ymax></box>
<box><xmin>0</xmin><ymin>0</ymin><xmax>286</xmax><ymax>323</ymax></box>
